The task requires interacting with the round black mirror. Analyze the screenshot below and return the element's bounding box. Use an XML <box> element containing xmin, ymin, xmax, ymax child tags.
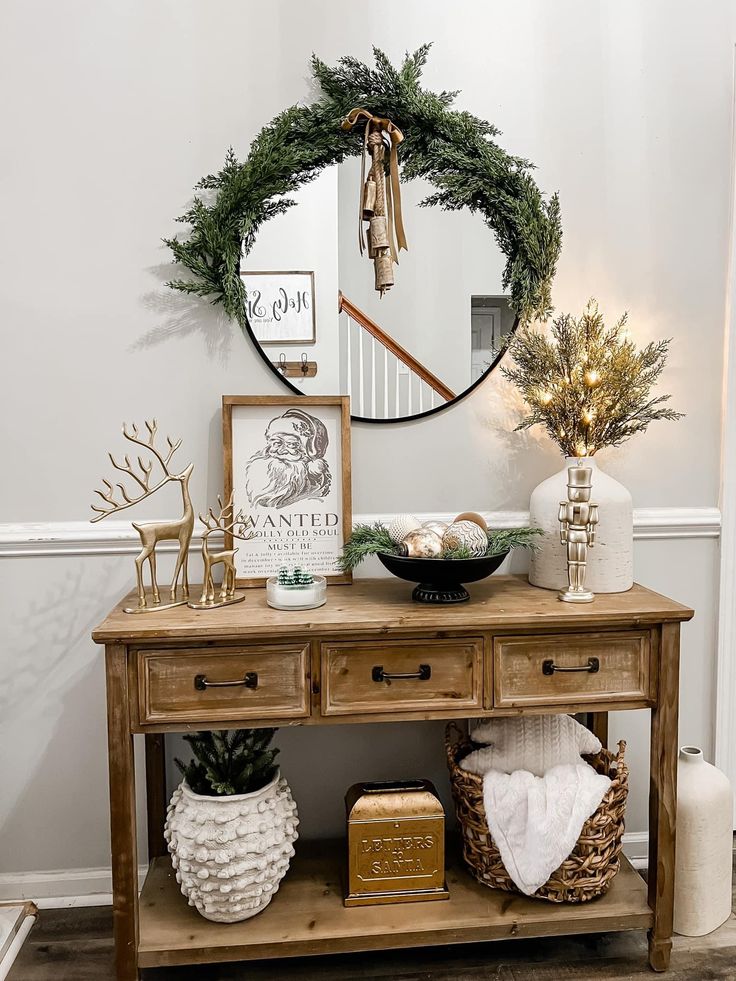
<box><xmin>166</xmin><ymin>46</ymin><xmax>561</xmax><ymax>424</ymax></box>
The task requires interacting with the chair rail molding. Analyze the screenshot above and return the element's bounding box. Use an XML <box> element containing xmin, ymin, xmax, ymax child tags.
<box><xmin>0</xmin><ymin>508</ymin><xmax>721</xmax><ymax>558</ymax></box>
<box><xmin>715</xmin><ymin>45</ymin><xmax>736</xmax><ymax>823</ymax></box>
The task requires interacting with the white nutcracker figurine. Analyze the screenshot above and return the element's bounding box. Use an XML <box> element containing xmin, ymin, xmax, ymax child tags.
<box><xmin>558</xmin><ymin>464</ymin><xmax>599</xmax><ymax>603</ymax></box>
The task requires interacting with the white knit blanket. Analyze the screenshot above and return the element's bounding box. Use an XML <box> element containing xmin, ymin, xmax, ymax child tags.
<box><xmin>478</xmin><ymin>764</ymin><xmax>611</xmax><ymax>895</ymax></box>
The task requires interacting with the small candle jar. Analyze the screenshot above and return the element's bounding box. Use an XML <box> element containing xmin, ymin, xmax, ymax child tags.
<box><xmin>266</xmin><ymin>575</ymin><xmax>327</xmax><ymax>611</ymax></box>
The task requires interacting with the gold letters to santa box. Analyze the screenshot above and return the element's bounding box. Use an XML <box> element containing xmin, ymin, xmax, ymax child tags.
<box><xmin>344</xmin><ymin>780</ymin><xmax>449</xmax><ymax>907</ymax></box>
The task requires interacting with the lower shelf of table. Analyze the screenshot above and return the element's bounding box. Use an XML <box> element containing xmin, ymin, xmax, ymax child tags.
<box><xmin>138</xmin><ymin>840</ymin><xmax>653</xmax><ymax>969</ymax></box>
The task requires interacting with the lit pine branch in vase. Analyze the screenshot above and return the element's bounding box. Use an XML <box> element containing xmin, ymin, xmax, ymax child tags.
<box><xmin>501</xmin><ymin>299</ymin><xmax>683</xmax><ymax>458</ymax></box>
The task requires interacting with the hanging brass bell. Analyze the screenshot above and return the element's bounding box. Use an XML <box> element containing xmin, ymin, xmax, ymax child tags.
<box><xmin>374</xmin><ymin>253</ymin><xmax>394</xmax><ymax>293</ymax></box>
<box><xmin>362</xmin><ymin>177</ymin><xmax>377</xmax><ymax>219</ymax></box>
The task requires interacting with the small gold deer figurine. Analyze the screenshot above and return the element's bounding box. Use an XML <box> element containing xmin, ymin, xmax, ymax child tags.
<box><xmin>90</xmin><ymin>420</ymin><xmax>194</xmax><ymax>614</ymax></box>
<box><xmin>188</xmin><ymin>494</ymin><xmax>254</xmax><ymax>610</ymax></box>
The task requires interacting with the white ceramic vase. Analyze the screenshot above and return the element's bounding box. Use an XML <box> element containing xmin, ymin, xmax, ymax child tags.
<box><xmin>529</xmin><ymin>456</ymin><xmax>633</xmax><ymax>593</ymax></box>
<box><xmin>673</xmin><ymin>746</ymin><xmax>733</xmax><ymax>937</ymax></box>
<box><xmin>164</xmin><ymin>771</ymin><xmax>299</xmax><ymax>923</ymax></box>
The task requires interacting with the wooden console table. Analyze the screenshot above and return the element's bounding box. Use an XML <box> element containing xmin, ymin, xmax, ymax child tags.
<box><xmin>92</xmin><ymin>575</ymin><xmax>693</xmax><ymax>979</ymax></box>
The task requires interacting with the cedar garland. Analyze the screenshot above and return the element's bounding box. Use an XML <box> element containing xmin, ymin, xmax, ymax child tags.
<box><xmin>165</xmin><ymin>45</ymin><xmax>562</xmax><ymax>327</ymax></box>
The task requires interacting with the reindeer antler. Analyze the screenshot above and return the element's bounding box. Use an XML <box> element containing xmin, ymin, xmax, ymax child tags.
<box><xmin>90</xmin><ymin>420</ymin><xmax>185</xmax><ymax>523</ymax></box>
<box><xmin>121</xmin><ymin>420</ymin><xmax>182</xmax><ymax>476</ymax></box>
<box><xmin>199</xmin><ymin>493</ymin><xmax>255</xmax><ymax>542</ymax></box>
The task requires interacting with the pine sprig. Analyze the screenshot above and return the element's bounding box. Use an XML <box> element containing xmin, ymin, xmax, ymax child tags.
<box><xmin>175</xmin><ymin>729</ymin><xmax>279</xmax><ymax>797</ymax></box>
<box><xmin>502</xmin><ymin>299</ymin><xmax>683</xmax><ymax>456</ymax></box>
<box><xmin>339</xmin><ymin>523</ymin><xmax>395</xmax><ymax>571</ymax></box>
<box><xmin>487</xmin><ymin>526</ymin><xmax>543</xmax><ymax>556</ymax></box>
<box><xmin>166</xmin><ymin>45</ymin><xmax>562</xmax><ymax>326</ymax></box>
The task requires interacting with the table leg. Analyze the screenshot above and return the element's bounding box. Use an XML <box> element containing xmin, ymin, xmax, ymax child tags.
<box><xmin>105</xmin><ymin>645</ymin><xmax>140</xmax><ymax>981</ymax></box>
<box><xmin>648</xmin><ymin>622</ymin><xmax>680</xmax><ymax>972</ymax></box>
<box><xmin>587</xmin><ymin>712</ymin><xmax>609</xmax><ymax>747</ymax></box>
<box><xmin>145</xmin><ymin>733</ymin><xmax>168</xmax><ymax>859</ymax></box>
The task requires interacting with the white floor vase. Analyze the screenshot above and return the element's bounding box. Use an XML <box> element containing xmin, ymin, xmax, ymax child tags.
<box><xmin>529</xmin><ymin>456</ymin><xmax>633</xmax><ymax>593</ymax></box>
<box><xmin>673</xmin><ymin>746</ymin><xmax>733</xmax><ymax>937</ymax></box>
<box><xmin>164</xmin><ymin>771</ymin><xmax>299</xmax><ymax>923</ymax></box>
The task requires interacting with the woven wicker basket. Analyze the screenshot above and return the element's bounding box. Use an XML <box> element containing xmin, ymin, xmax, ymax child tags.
<box><xmin>445</xmin><ymin>722</ymin><xmax>628</xmax><ymax>903</ymax></box>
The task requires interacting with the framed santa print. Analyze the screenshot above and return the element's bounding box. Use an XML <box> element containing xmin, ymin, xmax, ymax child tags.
<box><xmin>222</xmin><ymin>395</ymin><xmax>352</xmax><ymax>586</ymax></box>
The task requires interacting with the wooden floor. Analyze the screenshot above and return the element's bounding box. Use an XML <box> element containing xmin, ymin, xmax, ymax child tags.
<box><xmin>9</xmin><ymin>863</ymin><xmax>736</xmax><ymax>981</ymax></box>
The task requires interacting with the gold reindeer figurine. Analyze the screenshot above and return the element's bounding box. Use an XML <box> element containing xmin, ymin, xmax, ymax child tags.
<box><xmin>91</xmin><ymin>420</ymin><xmax>194</xmax><ymax>613</ymax></box>
<box><xmin>189</xmin><ymin>493</ymin><xmax>253</xmax><ymax>610</ymax></box>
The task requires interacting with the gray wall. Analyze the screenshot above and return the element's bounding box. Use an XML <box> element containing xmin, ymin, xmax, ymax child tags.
<box><xmin>0</xmin><ymin>0</ymin><xmax>731</xmax><ymax>892</ymax></box>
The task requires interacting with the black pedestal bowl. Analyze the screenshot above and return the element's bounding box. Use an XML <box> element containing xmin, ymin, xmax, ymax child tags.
<box><xmin>376</xmin><ymin>550</ymin><xmax>510</xmax><ymax>603</ymax></box>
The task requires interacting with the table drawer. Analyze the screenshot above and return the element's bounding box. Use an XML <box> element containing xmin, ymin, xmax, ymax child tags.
<box><xmin>492</xmin><ymin>630</ymin><xmax>651</xmax><ymax>709</ymax></box>
<box><xmin>137</xmin><ymin>645</ymin><xmax>310</xmax><ymax>724</ymax></box>
<box><xmin>321</xmin><ymin>638</ymin><xmax>483</xmax><ymax>717</ymax></box>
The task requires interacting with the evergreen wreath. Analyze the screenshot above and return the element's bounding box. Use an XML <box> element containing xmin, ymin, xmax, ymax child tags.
<box><xmin>165</xmin><ymin>45</ymin><xmax>563</xmax><ymax>327</ymax></box>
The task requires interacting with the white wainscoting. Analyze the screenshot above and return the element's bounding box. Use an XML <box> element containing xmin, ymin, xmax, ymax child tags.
<box><xmin>0</xmin><ymin>507</ymin><xmax>721</xmax><ymax>558</ymax></box>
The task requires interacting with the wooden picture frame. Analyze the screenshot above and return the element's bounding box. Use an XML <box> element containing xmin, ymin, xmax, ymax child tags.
<box><xmin>223</xmin><ymin>396</ymin><xmax>352</xmax><ymax>587</ymax></box>
<box><xmin>241</xmin><ymin>270</ymin><xmax>316</xmax><ymax>345</ymax></box>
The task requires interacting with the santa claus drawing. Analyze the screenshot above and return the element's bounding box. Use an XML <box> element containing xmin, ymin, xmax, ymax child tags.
<box><xmin>245</xmin><ymin>408</ymin><xmax>332</xmax><ymax>508</ymax></box>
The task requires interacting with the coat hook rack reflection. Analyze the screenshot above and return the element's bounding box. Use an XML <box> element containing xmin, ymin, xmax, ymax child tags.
<box><xmin>272</xmin><ymin>352</ymin><xmax>318</xmax><ymax>378</ymax></box>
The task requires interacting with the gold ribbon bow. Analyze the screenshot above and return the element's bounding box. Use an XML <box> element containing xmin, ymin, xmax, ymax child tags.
<box><xmin>342</xmin><ymin>108</ymin><xmax>408</xmax><ymax>265</ymax></box>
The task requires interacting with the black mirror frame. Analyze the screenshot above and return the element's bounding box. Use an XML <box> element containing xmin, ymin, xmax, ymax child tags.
<box><xmin>166</xmin><ymin>46</ymin><xmax>561</xmax><ymax>425</ymax></box>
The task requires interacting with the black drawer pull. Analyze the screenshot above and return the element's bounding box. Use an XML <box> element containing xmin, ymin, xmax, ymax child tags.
<box><xmin>194</xmin><ymin>672</ymin><xmax>258</xmax><ymax>691</ymax></box>
<box><xmin>542</xmin><ymin>657</ymin><xmax>599</xmax><ymax>676</ymax></box>
<box><xmin>372</xmin><ymin>664</ymin><xmax>431</xmax><ymax>683</ymax></box>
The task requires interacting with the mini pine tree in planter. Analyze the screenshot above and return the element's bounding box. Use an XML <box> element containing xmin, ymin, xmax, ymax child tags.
<box><xmin>164</xmin><ymin>728</ymin><xmax>299</xmax><ymax>923</ymax></box>
<box><xmin>174</xmin><ymin>729</ymin><xmax>279</xmax><ymax>797</ymax></box>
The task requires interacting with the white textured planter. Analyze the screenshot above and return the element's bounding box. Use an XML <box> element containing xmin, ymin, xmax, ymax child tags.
<box><xmin>529</xmin><ymin>456</ymin><xmax>633</xmax><ymax>593</ymax></box>
<box><xmin>674</xmin><ymin>746</ymin><xmax>733</xmax><ymax>937</ymax></box>
<box><xmin>164</xmin><ymin>772</ymin><xmax>299</xmax><ymax>923</ymax></box>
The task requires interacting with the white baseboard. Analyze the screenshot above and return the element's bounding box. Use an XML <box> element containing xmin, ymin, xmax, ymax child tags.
<box><xmin>0</xmin><ymin>835</ymin><xmax>649</xmax><ymax>907</ymax></box>
<box><xmin>0</xmin><ymin>508</ymin><xmax>721</xmax><ymax>558</ymax></box>
<box><xmin>0</xmin><ymin>866</ymin><xmax>148</xmax><ymax>908</ymax></box>
<box><xmin>621</xmin><ymin>831</ymin><xmax>649</xmax><ymax>870</ymax></box>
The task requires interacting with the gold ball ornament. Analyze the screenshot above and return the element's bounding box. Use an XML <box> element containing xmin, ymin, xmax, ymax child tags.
<box><xmin>399</xmin><ymin>528</ymin><xmax>443</xmax><ymax>558</ymax></box>
<box><xmin>387</xmin><ymin>514</ymin><xmax>422</xmax><ymax>544</ymax></box>
<box><xmin>453</xmin><ymin>511</ymin><xmax>488</xmax><ymax>533</ymax></box>
<box><xmin>442</xmin><ymin>520</ymin><xmax>489</xmax><ymax>557</ymax></box>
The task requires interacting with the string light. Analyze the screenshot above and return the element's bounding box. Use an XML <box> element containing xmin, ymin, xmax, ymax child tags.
<box><xmin>584</xmin><ymin>369</ymin><xmax>601</xmax><ymax>387</ymax></box>
<box><xmin>582</xmin><ymin>407</ymin><xmax>594</xmax><ymax>424</ymax></box>
<box><xmin>539</xmin><ymin>390</ymin><xmax>553</xmax><ymax>405</ymax></box>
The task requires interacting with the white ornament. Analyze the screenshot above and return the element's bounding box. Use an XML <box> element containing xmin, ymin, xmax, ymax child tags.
<box><xmin>529</xmin><ymin>456</ymin><xmax>633</xmax><ymax>593</ymax></box>
<box><xmin>442</xmin><ymin>520</ymin><xmax>488</xmax><ymax>556</ymax></box>
<box><xmin>387</xmin><ymin>514</ymin><xmax>422</xmax><ymax>544</ymax></box>
<box><xmin>164</xmin><ymin>772</ymin><xmax>298</xmax><ymax>923</ymax></box>
<box><xmin>401</xmin><ymin>527</ymin><xmax>443</xmax><ymax>558</ymax></box>
<box><xmin>422</xmin><ymin>520</ymin><xmax>449</xmax><ymax>537</ymax></box>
